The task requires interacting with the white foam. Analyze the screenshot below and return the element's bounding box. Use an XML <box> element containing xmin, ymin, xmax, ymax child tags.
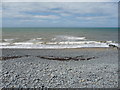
<box><xmin>106</xmin><ymin>41</ymin><xmax>113</xmax><ymax>43</ymax></box>
<box><xmin>64</xmin><ymin>36</ymin><xmax>86</xmax><ymax>40</ymax></box>
<box><xmin>47</xmin><ymin>41</ymin><xmax>102</xmax><ymax>45</ymax></box>
<box><xmin>13</xmin><ymin>42</ymin><xmax>34</xmax><ymax>45</ymax></box>
<box><xmin>4</xmin><ymin>39</ymin><xmax>15</xmax><ymax>42</ymax></box>
<box><xmin>0</xmin><ymin>43</ymin><xmax>10</xmax><ymax>46</ymax></box>
<box><xmin>46</xmin><ymin>42</ymin><xmax>58</xmax><ymax>44</ymax></box>
<box><xmin>26</xmin><ymin>38</ymin><xmax>43</xmax><ymax>44</ymax></box>
<box><xmin>0</xmin><ymin>42</ymin><xmax>110</xmax><ymax>49</ymax></box>
<box><xmin>36</xmin><ymin>38</ymin><xmax>42</xmax><ymax>40</ymax></box>
<box><xmin>54</xmin><ymin>35</ymin><xmax>86</xmax><ymax>41</ymax></box>
<box><xmin>36</xmin><ymin>42</ymin><xmax>44</xmax><ymax>44</ymax></box>
<box><xmin>0</xmin><ymin>40</ymin><xmax>118</xmax><ymax>49</ymax></box>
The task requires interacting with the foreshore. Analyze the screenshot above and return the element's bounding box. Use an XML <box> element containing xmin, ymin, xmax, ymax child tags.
<box><xmin>0</xmin><ymin>48</ymin><xmax>118</xmax><ymax>88</ymax></box>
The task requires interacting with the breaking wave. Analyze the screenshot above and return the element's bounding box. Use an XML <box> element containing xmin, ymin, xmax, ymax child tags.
<box><xmin>0</xmin><ymin>35</ymin><xmax>119</xmax><ymax>49</ymax></box>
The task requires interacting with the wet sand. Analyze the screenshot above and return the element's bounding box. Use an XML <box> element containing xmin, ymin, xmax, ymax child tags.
<box><xmin>0</xmin><ymin>48</ymin><xmax>118</xmax><ymax>88</ymax></box>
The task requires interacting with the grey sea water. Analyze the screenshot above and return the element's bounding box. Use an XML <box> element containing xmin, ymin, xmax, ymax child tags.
<box><xmin>1</xmin><ymin>27</ymin><xmax>118</xmax><ymax>49</ymax></box>
<box><xmin>2</xmin><ymin>27</ymin><xmax>118</xmax><ymax>41</ymax></box>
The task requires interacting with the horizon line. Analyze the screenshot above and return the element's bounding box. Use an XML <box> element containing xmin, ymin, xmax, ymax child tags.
<box><xmin>1</xmin><ymin>27</ymin><xmax>118</xmax><ymax>28</ymax></box>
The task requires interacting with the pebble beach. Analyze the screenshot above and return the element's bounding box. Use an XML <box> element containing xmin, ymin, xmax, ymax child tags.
<box><xmin>0</xmin><ymin>48</ymin><xmax>118</xmax><ymax>88</ymax></box>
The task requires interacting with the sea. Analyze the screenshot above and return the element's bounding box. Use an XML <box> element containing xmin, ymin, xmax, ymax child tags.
<box><xmin>1</xmin><ymin>27</ymin><xmax>118</xmax><ymax>49</ymax></box>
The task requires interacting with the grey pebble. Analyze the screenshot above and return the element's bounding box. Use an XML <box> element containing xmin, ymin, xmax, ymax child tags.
<box><xmin>1</xmin><ymin>49</ymin><xmax>118</xmax><ymax>88</ymax></box>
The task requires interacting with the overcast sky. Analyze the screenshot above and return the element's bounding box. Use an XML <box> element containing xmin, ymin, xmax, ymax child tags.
<box><xmin>2</xmin><ymin>2</ymin><xmax>118</xmax><ymax>27</ymax></box>
<box><xmin>2</xmin><ymin>0</ymin><xmax>120</xmax><ymax>2</ymax></box>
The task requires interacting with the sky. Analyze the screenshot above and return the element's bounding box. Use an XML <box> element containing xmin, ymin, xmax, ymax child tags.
<box><xmin>2</xmin><ymin>0</ymin><xmax>120</xmax><ymax>2</ymax></box>
<box><xmin>2</xmin><ymin>2</ymin><xmax>118</xmax><ymax>27</ymax></box>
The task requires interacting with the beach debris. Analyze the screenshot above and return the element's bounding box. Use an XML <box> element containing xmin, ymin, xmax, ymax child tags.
<box><xmin>36</xmin><ymin>55</ymin><xmax>97</xmax><ymax>61</ymax></box>
<box><xmin>80</xmin><ymin>79</ymin><xmax>85</xmax><ymax>82</ymax></box>
<box><xmin>109</xmin><ymin>44</ymin><xmax>118</xmax><ymax>48</ymax></box>
<box><xmin>0</xmin><ymin>54</ymin><xmax>97</xmax><ymax>61</ymax></box>
<box><xmin>0</xmin><ymin>56</ymin><xmax>23</xmax><ymax>60</ymax></box>
<box><xmin>0</xmin><ymin>55</ymin><xmax>31</xmax><ymax>60</ymax></box>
